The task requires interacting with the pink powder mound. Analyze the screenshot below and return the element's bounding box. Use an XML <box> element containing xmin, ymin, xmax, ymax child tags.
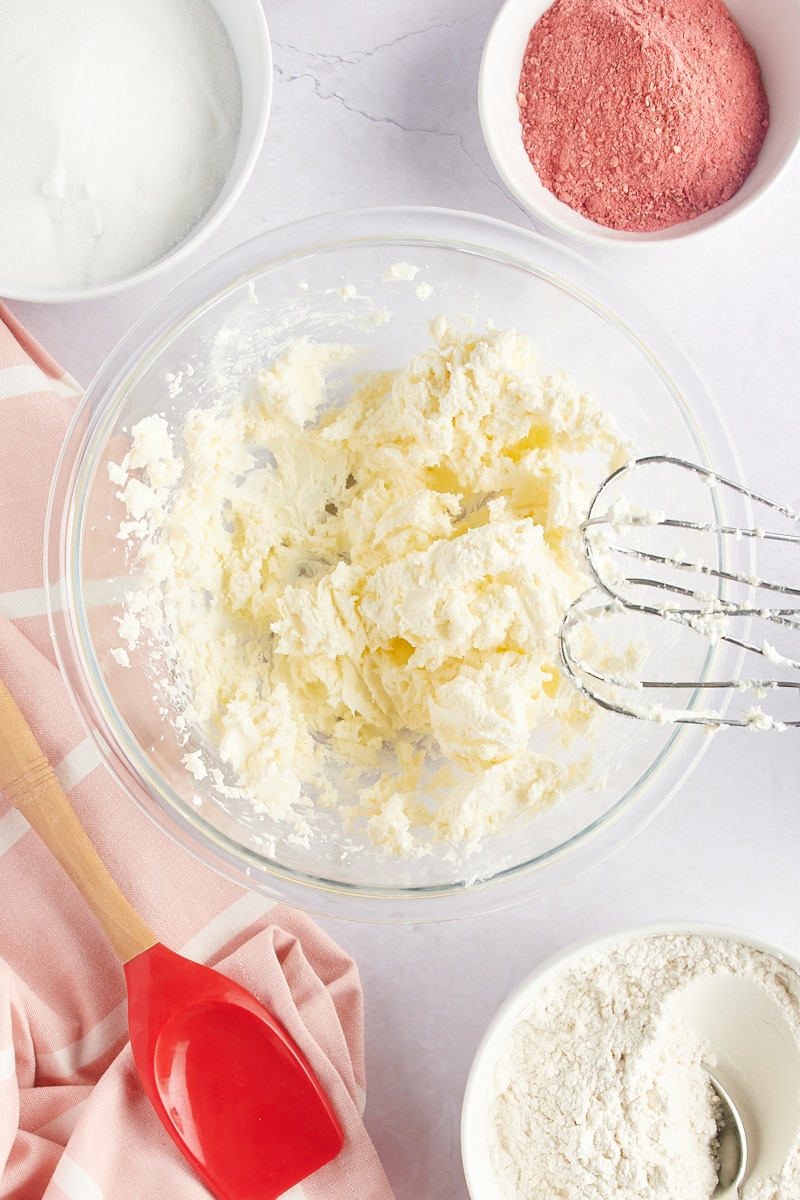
<box><xmin>517</xmin><ymin>0</ymin><xmax>770</xmax><ymax>232</ymax></box>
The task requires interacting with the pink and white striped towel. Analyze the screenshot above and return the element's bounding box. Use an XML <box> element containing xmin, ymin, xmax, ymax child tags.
<box><xmin>0</xmin><ymin>302</ymin><xmax>395</xmax><ymax>1200</ymax></box>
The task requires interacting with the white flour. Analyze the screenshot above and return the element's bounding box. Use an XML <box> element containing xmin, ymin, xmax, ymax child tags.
<box><xmin>0</xmin><ymin>0</ymin><xmax>241</xmax><ymax>290</ymax></box>
<box><xmin>489</xmin><ymin>932</ymin><xmax>800</xmax><ymax>1199</ymax></box>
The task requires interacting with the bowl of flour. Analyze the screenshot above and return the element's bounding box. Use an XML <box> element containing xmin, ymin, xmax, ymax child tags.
<box><xmin>0</xmin><ymin>0</ymin><xmax>271</xmax><ymax>301</ymax></box>
<box><xmin>46</xmin><ymin>207</ymin><xmax>745</xmax><ymax>919</ymax></box>
<box><xmin>462</xmin><ymin>922</ymin><xmax>800</xmax><ymax>1200</ymax></box>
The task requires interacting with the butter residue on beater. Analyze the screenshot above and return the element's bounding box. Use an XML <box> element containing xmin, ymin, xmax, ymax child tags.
<box><xmin>111</xmin><ymin>319</ymin><xmax>629</xmax><ymax>856</ymax></box>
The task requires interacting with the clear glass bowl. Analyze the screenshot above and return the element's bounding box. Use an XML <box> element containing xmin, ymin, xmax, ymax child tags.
<box><xmin>46</xmin><ymin>207</ymin><xmax>742</xmax><ymax>920</ymax></box>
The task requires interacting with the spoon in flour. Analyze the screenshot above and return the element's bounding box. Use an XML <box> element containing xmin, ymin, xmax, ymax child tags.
<box><xmin>709</xmin><ymin>1072</ymin><xmax>747</xmax><ymax>1198</ymax></box>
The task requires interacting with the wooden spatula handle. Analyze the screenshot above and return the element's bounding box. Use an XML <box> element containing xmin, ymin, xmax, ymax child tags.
<box><xmin>0</xmin><ymin>676</ymin><xmax>158</xmax><ymax>964</ymax></box>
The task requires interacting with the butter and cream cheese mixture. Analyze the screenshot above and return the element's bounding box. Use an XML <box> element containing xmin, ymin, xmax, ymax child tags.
<box><xmin>111</xmin><ymin>319</ymin><xmax>628</xmax><ymax>856</ymax></box>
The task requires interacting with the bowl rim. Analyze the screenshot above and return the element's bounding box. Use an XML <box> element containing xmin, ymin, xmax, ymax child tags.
<box><xmin>460</xmin><ymin>917</ymin><xmax>800</xmax><ymax>1198</ymax></box>
<box><xmin>0</xmin><ymin>0</ymin><xmax>273</xmax><ymax>304</ymax></box>
<box><xmin>45</xmin><ymin>204</ymin><xmax>746</xmax><ymax>921</ymax></box>
<box><xmin>478</xmin><ymin>0</ymin><xmax>800</xmax><ymax>248</ymax></box>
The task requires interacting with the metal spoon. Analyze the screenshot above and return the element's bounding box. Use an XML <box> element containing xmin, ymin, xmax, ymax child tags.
<box><xmin>709</xmin><ymin>1072</ymin><xmax>747</xmax><ymax>1198</ymax></box>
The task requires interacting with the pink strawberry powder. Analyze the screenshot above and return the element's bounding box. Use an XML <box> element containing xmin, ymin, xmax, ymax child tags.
<box><xmin>517</xmin><ymin>0</ymin><xmax>769</xmax><ymax>232</ymax></box>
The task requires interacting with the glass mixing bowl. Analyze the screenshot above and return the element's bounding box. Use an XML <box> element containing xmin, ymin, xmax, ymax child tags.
<box><xmin>45</xmin><ymin>207</ymin><xmax>742</xmax><ymax>920</ymax></box>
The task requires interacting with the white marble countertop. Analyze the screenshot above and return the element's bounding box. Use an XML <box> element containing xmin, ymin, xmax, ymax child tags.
<box><xmin>6</xmin><ymin>3</ymin><xmax>800</xmax><ymax>1197</ymax></box>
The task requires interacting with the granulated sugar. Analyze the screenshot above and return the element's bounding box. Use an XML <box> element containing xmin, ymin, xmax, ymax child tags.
<box><xmin>489</xmin><ymin>932</ymin><xmax>800</xmax><ymax>1199</ymax></box>
<box><xmin>0</xmin><ymin>0</ymin><xmax>242</xmax><ymax>290</ymax></box>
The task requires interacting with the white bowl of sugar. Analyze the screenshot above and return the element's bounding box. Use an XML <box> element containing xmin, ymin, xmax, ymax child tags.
<box><xmin>462</xmin><ymin>922</ymin><xmax>800</xmax><ymax>1199</ymax></box>
<box><xmin>0</xmin><ymin>0</ymin><xmax>271</xmax><ymax>302</ymax></box>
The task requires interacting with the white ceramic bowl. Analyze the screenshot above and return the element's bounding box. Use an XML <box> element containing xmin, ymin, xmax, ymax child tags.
<box><xmin>0</xmin><ymin>0</ymin><xmax>272</xmax><ymax>303</ymax></box>
<box><xmin>479</xmin><ymin>0</ymin><xmax>800</xmax><ymax>247</ymax></box>
<box><xmin>46</xmin><ymin>207</ymin><xmax>744</xmax><ymax>921</ymax></box>
<box><xmin>462</xmin><ymin>921</ymin><xmax>800</xmax><ymax>1198</ymax></box>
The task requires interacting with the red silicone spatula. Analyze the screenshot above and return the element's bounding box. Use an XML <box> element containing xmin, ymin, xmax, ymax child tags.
<box><xmin>0</xmin><ymin>676</ymin><xmax>344</xmax><ymax>1200</ymax></box>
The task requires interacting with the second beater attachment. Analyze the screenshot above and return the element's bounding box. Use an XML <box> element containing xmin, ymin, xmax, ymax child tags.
<box><xmin>559</xmin><ymin>456</ymin><xmax>800</xmax><ymax>728</ymax></box>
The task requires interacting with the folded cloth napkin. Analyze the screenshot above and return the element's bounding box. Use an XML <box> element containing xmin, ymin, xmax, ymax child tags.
<box><xmin>0</xmin><ymin>303</ymin><xmax>394</xmax><ymax>1200</ymax></box>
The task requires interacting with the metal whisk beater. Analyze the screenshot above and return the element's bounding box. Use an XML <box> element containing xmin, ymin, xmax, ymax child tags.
<box><xmin>559</xmin><ymin>456</ymin><xmax>800</xmax><ymax>728</ymax></box>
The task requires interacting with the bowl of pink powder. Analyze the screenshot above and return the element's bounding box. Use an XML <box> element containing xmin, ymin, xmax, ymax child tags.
<box><xmin>479</xmin><ymin>0</ymin><xmax>800</xmax><ymax>245</ymax></box>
